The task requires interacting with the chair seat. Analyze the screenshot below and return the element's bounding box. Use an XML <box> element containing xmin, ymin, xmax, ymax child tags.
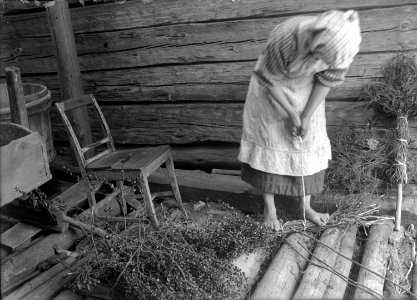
<box><xmin>86</xmin><ymin>145</ymin><xmax>170</xmax><ymax>171</ymax></box>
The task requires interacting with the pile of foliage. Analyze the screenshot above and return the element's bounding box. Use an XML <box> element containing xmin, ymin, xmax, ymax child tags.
<box><xmin>70</xmin><ymin>207</ymin><xmax>283</xmax><ymax>300</ymax></box>
<box><xmin>325</xmin><ymin>124</ymin><xmax>395</xmax><ymax>193</ymax></box>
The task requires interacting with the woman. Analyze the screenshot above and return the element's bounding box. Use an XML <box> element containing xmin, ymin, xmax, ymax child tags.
<box><xmin>239</xmin><ymin>10</ymin><xmax>361</xmax><ymax>231</ymax></box>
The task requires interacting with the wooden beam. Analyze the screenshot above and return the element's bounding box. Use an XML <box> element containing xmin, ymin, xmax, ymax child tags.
<box><xmin>2</xmin><ymin>1</ymin><xmax>415</xmax><ymax>37</ymax></box>
<box><xmin>49</xmin><ymin>101</ymin><xmax>378</xmax><ymax>145</ymax></box>
<box><xmin>5</xmin><ymin>66</ymin><xmax>29</xmax><ymax>127</ymax></box>
<box><xmin>46</xmin><ymin>0</ymin><xmax>92</xmax><ymax>149</ymax></box>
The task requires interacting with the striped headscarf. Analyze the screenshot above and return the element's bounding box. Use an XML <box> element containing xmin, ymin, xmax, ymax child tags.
<box><xmin>308</xmin><ymin>10</ymin><xmax>362</xmax><ymax>69</ymax></box>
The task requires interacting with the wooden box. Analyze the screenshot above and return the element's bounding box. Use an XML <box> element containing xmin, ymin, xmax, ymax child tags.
<box><xmin>0</xmin><ymin>123</ymin><xmax>52</xmax><ymax>206</ymax></box>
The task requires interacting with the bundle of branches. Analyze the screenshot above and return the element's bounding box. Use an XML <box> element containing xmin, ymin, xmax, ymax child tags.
<box><xmin>69</xmin><ymin>209</ymin><xmax>283</xmax><ymax>300</ymax></box>
<box><xmin>326</xmin><ymin>124</ymin><xmax>394</xmax><ymax>193</ymax></box>
<box><xmin>360</xmin><ymin>53</ymin><xmax>417</xmax><ymax>229</ymax></box>
<box><xmin>281</xmin><ymin>192</ymin><xmax>385</xmax><ymax>234</ymax></box>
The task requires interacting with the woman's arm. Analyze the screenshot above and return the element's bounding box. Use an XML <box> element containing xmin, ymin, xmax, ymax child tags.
<box><xmin>267</xmin><ymin>86</ymin><xmax>301</xmax><ymax>137</ymax></box>
<box><xmin>299</xmin><ymin>82</ymin><xmax>331</xmax><ymax>137</ymax></box>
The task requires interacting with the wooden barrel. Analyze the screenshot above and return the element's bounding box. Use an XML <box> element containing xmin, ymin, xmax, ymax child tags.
<box><xmin>0</xmin><ymin>83</ymin><xmax>56</xmax><ymax>163</ymax></box>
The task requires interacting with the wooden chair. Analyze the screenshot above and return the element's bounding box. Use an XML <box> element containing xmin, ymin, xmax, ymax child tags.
<box><xmin>55</xmin><ymin>94</ymin><xmax>183</xmax><ymax>228</ymax></box>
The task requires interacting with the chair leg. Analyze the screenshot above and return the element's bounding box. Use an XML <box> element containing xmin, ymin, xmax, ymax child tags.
<box><xmin>165</xmin><ymin>156</ymin><xmax>183</xmax><ymax>206</ymax></box>
<box><xmin>116</xmin><ymin>180</ymin><xmax>127</xmax><ymax>216</ymax></box>
<box><xmin>139</xmin><ymin>175</ymin><xmax>159</xmax><ymax>228</ymax></box>
<box><xmin>84</xmin><ymin>179</ymin><xmax>97</xmax><ymax>209</ymax></box>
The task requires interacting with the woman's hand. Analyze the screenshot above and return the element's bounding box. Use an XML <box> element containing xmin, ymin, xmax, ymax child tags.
<box><xmin>288</xmin><ymin>111</ymin><xmax>301</xmax><ymax>137</ymax></box>
<box><xmin>299</xmin><ymin>114</ymin><xmax>311</xmax><ymax>138</ymax></box>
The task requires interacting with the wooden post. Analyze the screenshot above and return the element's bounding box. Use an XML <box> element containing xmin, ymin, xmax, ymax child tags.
<box><xmin>5</xmin><ymin>66</ymin><xmax>29</xmax><ymax>128</ymax></box>
<box><xmin>46</xmin><ymin>0</ymin><xmax>92</xmax><ymax>150</ymax></box>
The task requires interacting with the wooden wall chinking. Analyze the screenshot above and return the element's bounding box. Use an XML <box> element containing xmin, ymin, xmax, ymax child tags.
<box><xmin>1</xmin><ymin>0</ymin><xmax>417</xmax><ymax>169</ymax></box>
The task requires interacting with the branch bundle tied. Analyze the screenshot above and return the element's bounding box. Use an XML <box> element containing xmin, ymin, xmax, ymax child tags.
<box><xmin>360</xmin><ymin>53</ymin><xmax>417</xmax><ymax>230</ymax></box>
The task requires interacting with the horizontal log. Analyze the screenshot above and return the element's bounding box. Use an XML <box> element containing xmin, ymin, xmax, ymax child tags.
<box><xmin>17</xmin><ymin>73</ymin><xmax>375</xmax><ymax>103</ymax></box>
<box><xmin>2</xmin><ymin>5</ymin><xmax>416</xmax><ymax>73</ymax></box>
<box><xmin>251</xmin><ymin>233</ymin><xmax>315</xmax><ymax>300</ymax></box>
<box><xmin>292</xmin><ymin>228</ymin><xmax>342</xmax><ymax>299</ymax></box>
<box><xmin>1</xmin><ymin>0</ymin><xmax>415</xmax><ymax>38</ymax></box>
<box><xmin>323</xmin><ymin>224</ymin><xmax>358</xmax><ymax>299</ymax></box>
<box><xmin>353</xmin><ymin>221</ymin><xmax>394</xmax><ymax>299</ymax></box>
<box><xmin>51</xmin><ymin>101</ymin><xmax>374</xmax><ymax>144</ymax></box>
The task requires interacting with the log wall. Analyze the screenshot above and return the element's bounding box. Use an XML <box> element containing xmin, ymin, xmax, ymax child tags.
<box><xmin>1</xmin><ymin>0</ymin><xmax>417</xmax><ymax>169</ymax></box>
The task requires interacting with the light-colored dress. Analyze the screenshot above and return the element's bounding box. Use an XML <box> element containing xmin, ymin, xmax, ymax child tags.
<box><xmin>238</xmin><ymin>14</ymin><xmax>360</xmax><ymax>177</ymax></box>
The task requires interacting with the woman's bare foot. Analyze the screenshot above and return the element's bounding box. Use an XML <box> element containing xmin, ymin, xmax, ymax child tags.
<box><xmin>263</xmin><ymin>207</ymin><xmax>282</xmax><ymax>231</ymax></box>
<box><xmin>299</xmin><ymin>207</ymin><xmax>329</xmax><ymax>226</ymax></box>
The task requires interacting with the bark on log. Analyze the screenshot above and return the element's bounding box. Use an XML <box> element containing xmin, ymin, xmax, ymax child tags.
<box><xmin>3</xmin><ymin>256</ymin><xmax>77</xmax><ymax>300</ymax></box>
<box><xmin>292</xmin><ymin>228</ymin><xmax>342</xmax><ymax>299</ymax></box>
<box><xmin>0</xmin><ymin>228</ymin><xmax>83</xmax><ymax>294</ymax></box>
<box><xmin>323</xmin><ymin>224</ymin><xmax>358</xmax><ymax>299</ymax></box>
<box><xmin>250</xmin><ymin>233</ymin><xmax>314</xmax><ymax>300</ymax></box>
<box><xmin>353</xmin><ymin>221</ymin><xmax>394</xmax><ymax>299</ymax></box>
<box><xmin>232</xmin><ymin>249</ymin><xmax>268</xmax><ymax>299</ymax></box>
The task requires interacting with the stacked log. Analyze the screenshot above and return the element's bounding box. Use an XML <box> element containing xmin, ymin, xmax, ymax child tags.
<box><xmin>250</xmin><ymin>233</ymin><xmax>314</xmax><ymax>299</ymax></box>
<box><xmin>292</xmin><ymin>228</ymin><xmax>342</xmax><ymax>299</ymax></box>
<box><xmin>353</xmin><ymin>221</ymin><xmax>394</xmax><ymax>299</ymax></box>
<box><xmin>323</xmin><ymin>224</ymin><xmax>358</xmax><ymax>299</ymax></box>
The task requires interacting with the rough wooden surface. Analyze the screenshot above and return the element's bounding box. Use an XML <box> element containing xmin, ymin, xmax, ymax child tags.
<box><xmin>0</xmin><ymin>222</ymin><xmax>42</xmax><ymax>251</ymax></box>
<box><xmin>292</xmin><ymin>228</ymin><xmax>342</xmax><ymax>299</ymax></box>
<box><xmin>0</xmin><ymin>123</ymin><xmax>52</xmax><ymax>206</ymax></box>
<box><xmin>5</xmin><ymin>66</ymin><xmax>29</xmax><ymax>127</ymax></box>
<box><xmin>46</xmin><ymin>0</ymin><xmax>92</xmax><ymax>150</ymax></box>
<box><xmin>323</xmin><ymin>224</ymin><xmax>358</xmax><ymax>299</ymax></box>
<box><xmin>50</xmin><ymin>101</ymin><xmax>376</xmax><ymax>145</ymax></box>
<box><xmin>353</xmin><ymin>221</ymin><xmax>394</xmax><ymax>299</ymax></box>
<box><xmin>0</xmin><ymin>228</ymin><xmax>82</xmax><ymax>293</ymax></box>
<box><xmin>3</xmin><ymin>256</ymin><xmax>77</xmax><ymax>300</ymax></box>
<box><xmin>2</xmin><ymin>0</ymin><xmax>416</xmax><ymax>171</ymax></box>
<box><xmin>250</xmin><ymin>233</ymin><xmax>314</xmax><ymax>300</ymax></box>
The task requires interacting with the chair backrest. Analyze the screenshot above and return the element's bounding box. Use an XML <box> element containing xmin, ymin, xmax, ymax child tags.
<box><xmin>55</xmin><ymin>94</ymin><xmax>116</xmax><ymax>170</ymax></box>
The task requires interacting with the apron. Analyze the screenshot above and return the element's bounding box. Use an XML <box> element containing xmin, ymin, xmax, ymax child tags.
<box><xmin>238</xmin><ymin>58</ymin><xmax>332</xmax><ymax>177</ymax></box>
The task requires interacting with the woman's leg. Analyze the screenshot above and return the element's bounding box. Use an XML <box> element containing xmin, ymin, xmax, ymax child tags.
<box><xmin>263</xmin><ymin>193</ymin><xmax>281</xmax><ymax>231</ymax></box>
<box><xmin>298</xmin><ymin>195</ymin><xmax>329</xmax><ymax>226</ymax></box>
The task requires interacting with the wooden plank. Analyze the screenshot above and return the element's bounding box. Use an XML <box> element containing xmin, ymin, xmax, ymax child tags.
<box><xmin>2</xmin><ymin>6</ymin><xmax>417</xmax><ymax>73</ymax></box>
<box><xmin>58</xmin><ymin>95</ymin><xmax>92</xmax><ymax>112</ymax></box>
<box><xmin>5</xmin><ymin>66</ymin><xmax>29</xmax><ymax>127</ymax></box>
<box><xmin>0</xmin><ymin>123</ymin><xmax>52</xmax><ymax>206</ymax></box>
<box><xmin>0</xmin><ymin>223</ymin><xmax>42</xmax><ymax>252</ymax></box>
<box><xmin>0</xmin><ymin>228</ymin><xmax>83</xmax><ymax>294</ymax></box>
<box><xmin>3</xmin><ymin>256</ymin><xmax>78</xmax><ymax>300</ymax></box>
<box><xmin>1</xmin><ymin>0</ymin><xmax>415</xmax><ymax>39</ymax></box>
<box><xmin>52</xmin><ymin>289</ymin><xmax>81</xmax><ymax>300</ymax></box>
